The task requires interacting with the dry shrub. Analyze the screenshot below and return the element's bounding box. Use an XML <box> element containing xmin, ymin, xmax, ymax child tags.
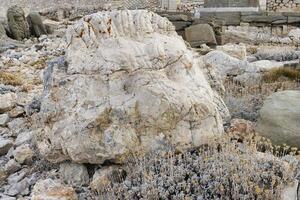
<box><xmin>98</xmin><ymin>133</ymin><xmax>298</xmax><ymax>200</ymax></box>
<box><xmin>0</xmin><ymin>71</ymin><xmax>23</xmax><ymax>86</ymax></box>
<box><xmin>223</xmin><ymin>78</ymin><xmax>300</xmax><ymax>121</ymax></box>
<box><xmin>263</xmin><ymin>67</ymin><xmax>300</xmax><ymax>83</ymax></box>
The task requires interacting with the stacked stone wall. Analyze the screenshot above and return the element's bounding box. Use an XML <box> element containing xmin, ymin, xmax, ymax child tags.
<box><xmin>267</xmin><ymin>0</ymin><xmax>300</xmax><ymax>11</ymax></box>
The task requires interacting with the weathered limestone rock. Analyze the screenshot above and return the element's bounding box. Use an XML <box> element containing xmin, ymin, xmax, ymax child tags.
<box><xmin>0</xmin><ymin>93</ymin><xmax>16</xmax><ymax>114</ymax></box>
<box><xmin>59</xmin><ymin>163</ymin><xmax>89</xmax><ymax>187</ymax></box>
<box><xmin>7</xmin><ymin>6</ymin><xmax>30</xmax><ymax>41</ymax></box>
<box><xmin>282</xmin><ymin>180</ymin><xmax>300</xmax><ymax>200</ymax></box>
<box><xmin>4</xmin><ymin>159</ymin><xmax>21</xmax><ymax>174</ymax></box>
<box><xmin>0</xmin><ymin>137</ymin><xmax>13</xmax><ymax>156</ymax></box>
<box><xmin>185</xmin><ymin>24</ymin><xmax>217</xmax><ymax>47</ymax></box>
<box><xmin>32</xmin><ymin>179</ymin><xmax>78</xmax><ymax>200</ymax></box>
<box><xmin>0</xmin><ymin>114</ymin><xmax>10</xmax><ymax>126</ymax></box>
<box><xmin>6</xmin><ymin>178</ymin><xmax>29</xmax><ymax>196</ymax></box>
<box><xmin>254</xmin><ymin>46</ymin><xmax>300</xmax><ymax>61</ymax></box>
<box><xmin>216</xmin><ymin>43</ymin><xmax>247</xmax><ymax>60</ymax></box>
<box><xmin>288</xmin><ymin>28</ymin><xmax>300</xmax><ymax>43</ymax></box>
<box><xmin>36</xmin><ymin>10</ymin><xmax>225</xmax><ymax>164</ymax></box>
<box><xmin>14</xmin><ymin>131</ymin><xmax>33</xmax><ymax>146</ymax></box>
<box><xmin>13</xmin><ymin>144</ymin><xmax>34</xmax><ymax>164</ymax></box>
<box><xmin>27</xmin><ymin>12</ymin><xmax>47</xmax><ymax>37</ymax></box>
<box><xmin>202</xmin><ymin>50</ymin><xmax>256</xmax><ymax>79</ymax></box>
<box><xmin>257</xmin><ymin>90</ymin><xmax>300</xmax><ymax>148</ymax></box>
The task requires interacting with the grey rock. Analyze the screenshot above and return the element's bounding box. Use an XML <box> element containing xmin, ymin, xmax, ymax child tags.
<box><xmin>241</xmin><ymin>13</ymin><xmax>286</xmax><ymax>24</ymax></box>
<box><xmin>15</xmin><ymin>131</ymin><xmax>33</xmax><ymax>146</ymax></box>
<box><xmin>7</xmin><ymin>169</ymin><xmax>27</xmax><ymax>185</ymax></box>
<box><xmin>8</xmin><ymin>106</ymin><xmax>24</xmax><ymax>118</ymax></box>
<box><xmin>0</xmin><ymin>137</ymin><xmax>13</xmax><ymax>156</ymax></box>
<box><xmin>25</xmin><ymin>99</ymin><xmax>41</xmax><ymax>116</ymax></box>
<box><xmin>172</xmin><ymin>21</ymin><xmax>192</xmax><ymax>31</ymax></box>
<box><xmin>26</xmin><ymin>12</ymin><xmax>47</xmax><ymax>37</ymax></box>
<box><xmin>7</xmin><ymin>6</ymin><xmax>30</xmax><ymax>41</ymax></box>
<box><xmin>0</xmin><ymin>85</ymin><xmax>17</xmax><ymax>95</ymax></box>
<box><xmin>35</xmin><ymin>11</ymin><xmax>225</xmax><ymax>164</ymax></box>
<box><xmin>164</xmin><ymin>14</ymin><xmax>190</xmax><ymax>21</ymax></box>
<box><xmin>7</xmin><ymin>118</ymin><xmax>26</xmax><ymax>136</ymax></box>
<box><xmin>60</xmin><ymin>162</ymin><xmax>89</xmax><ymax>186</ymax></box>
<box><xmin>0</xmin><ymin>114</ymin><xmax>10</xmax><ymax>126</ymax></box>
<box><xmin>6</xmin><ymin>178</ymin><xmax>29</xmax><ymax>196</ymax></box>
<box><xmin>185</xmin><ymin>24</ymin><xmax>217</xmax><ymax>47</ymax></box>
<box><xmin>254</xmin><ymin>49</ymin><xmax>300</xmax><ymax>61</ymax></box>
<box><xmin>257</xmin><ymin>90</ymin><xmax>300</xmax><ymax>148</ymax></box>
<box><xmin>4</xmin><ymin>159</ymin><xmax>21</xmax><ymax>174</ymax></box>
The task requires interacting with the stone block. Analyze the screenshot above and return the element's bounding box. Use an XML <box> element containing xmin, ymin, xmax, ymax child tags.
<box><xmin>185</xmin><ymin>24</ymin><xmax>217</xmax><ymax>47</ymax></box>
<box><xmin>172</xmin><ymin>21</ymin><xmax>192</xmax><ymax>31</ymax></box>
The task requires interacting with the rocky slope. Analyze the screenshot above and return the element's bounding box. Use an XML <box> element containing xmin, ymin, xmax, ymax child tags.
<box><xmin>0</xmin><ymin>9</ymin><xmax>299</xmax><ymax>200</ymax></box>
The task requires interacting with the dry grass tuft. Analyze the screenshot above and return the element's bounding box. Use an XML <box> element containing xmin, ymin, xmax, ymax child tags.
<box><xmin>262</xmin><ymin>67</ymin><xmax>300</xmax><ymax>83</ymax></box>
<box><xmin>0</xmin><ymin>71</ymin><xmax>23</xmax><ymax>86</ymax></box>
<box><xmin>30</xmin><ymin>57</ymin><xmax>48</xmax><ymax>70</ymax></box>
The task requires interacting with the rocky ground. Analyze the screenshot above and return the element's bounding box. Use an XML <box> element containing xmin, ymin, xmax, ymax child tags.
<box><xmin>0</xmin><ymin>8</ymin><xmax>299</xmax><ymax>200</ymax></box>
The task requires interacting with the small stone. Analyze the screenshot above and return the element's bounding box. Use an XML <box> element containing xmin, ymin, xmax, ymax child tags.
<box><xmin>0</xmin><ymin>114</ymin><xmax>10</xmax><ymax>126</ymax></box>
<box><xmin>7</xmin><ymin>118</ymin><xmax>26</xmax><ymax>136</ymax></box>
<box><xmin>6</xmin><ymin>178</ymin><xmax>29</xmax><ymax>196</ymax></box>
<box><xmin>7</xmin><ymin>169</ymin><xmax>27</xmax><ymax>185</ymax></box>
<box><xmin>4</xmin><ymin>159</ymin><xmax>21</xmax><ymax>174</ymax></box>
<box><xmin>60</xmin><ymin>162</ymin><xmax>89</xmax><ymax>187</ymax></box>
<box><xmin>13</xmin><ymin>144</ymin><xmax>33</xmax><ymax>164</ymax></box>
<box><xmin>0</xmin><ymin>93</ymin><xmax>16</xmax><ymax>114</ymax></box>
<box><xmin>0</xmin><ymin>137</ymin><xmax>13</xmax><ymax>156</ymax></box>
<box><xmin>32</xmin><ymin>179</ymin><xmax>78</xmax><ymax>200</ymax></box>
<box><xmin>38</xmin><ymin>35</ymin><xmax>48</xmax><ymax>42</ymax></box>
<box><xmin>8</xmin><ymin>106</ymin><xmax>25</xmax><ymax>118</ymax></box>
<box><xmin>15</xmin><ymin>131</ymin><xmax>33</xmax><ymax>146</ymax></box>
<box><xmin>0</xmin><ymin>169</ymin><xmax>8</xmax><ymax>185</ymax></box>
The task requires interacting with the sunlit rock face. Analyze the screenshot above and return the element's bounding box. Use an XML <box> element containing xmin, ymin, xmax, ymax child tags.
<box><xmin>36</xmin><ymin>10</ymin><xmax>226</xmax><ymax>164</ymax></box>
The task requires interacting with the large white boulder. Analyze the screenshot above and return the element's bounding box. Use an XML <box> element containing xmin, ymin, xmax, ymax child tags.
<box><xmin>35</xmin><ymin>10</ymin><xmax>226</xmax><ymax>164</ymax></box>
<box><xmin>257</xmin><ymin>90</ymin><xmax>300</xmax><ymax>148</ymax></box>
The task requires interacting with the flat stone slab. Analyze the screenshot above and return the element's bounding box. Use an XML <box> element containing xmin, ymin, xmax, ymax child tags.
<box><xmin>198</xmin><ymin>7</ymin><xmax>259</xmax><ymax>12</ymax></box>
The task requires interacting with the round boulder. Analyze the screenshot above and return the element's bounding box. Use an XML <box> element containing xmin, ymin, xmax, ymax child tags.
<box><xmin>257</xmin><ymin>90</ymin><xmax>300</xmax><ymax>148</ymax></box>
